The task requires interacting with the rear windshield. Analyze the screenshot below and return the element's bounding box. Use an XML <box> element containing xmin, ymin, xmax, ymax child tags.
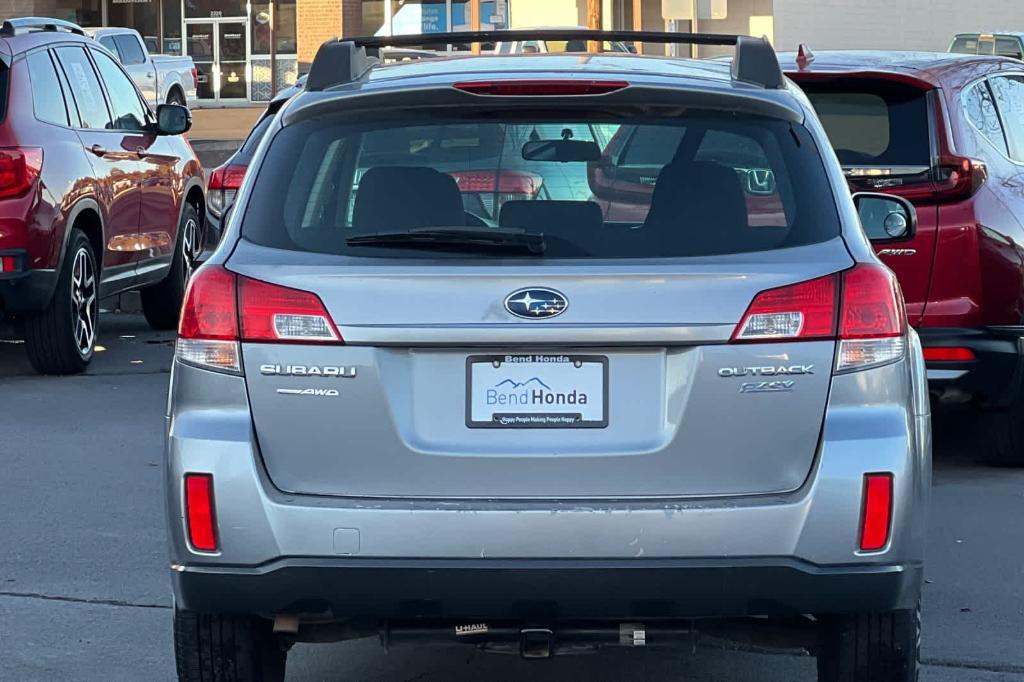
<box><xmin>801</xmin><ymin>80</ymin><xmax>931</xmax><ymax>167</ymax></box>
<box><xmin>950</xmin><ymin>35</ymin><xmax>979</xmax><ymax>54</ymax></box>
<box><xmin>241</xmin><ymin>110</ymin><xmax>840</xmax><ymax>259</ymax></box>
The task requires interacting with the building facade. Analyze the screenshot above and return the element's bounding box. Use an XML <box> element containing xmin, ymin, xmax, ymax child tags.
<box><xmin>2</xmin><ymin>0</ymin><xmax>1023</xmax><ymax>104</ymax></box>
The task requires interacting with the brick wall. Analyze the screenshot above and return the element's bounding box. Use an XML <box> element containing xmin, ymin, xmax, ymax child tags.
<box><xmin>775</xmin><ymin>0</ymin><xmax>1024</xmax><ymax>52</ymax></box>
<box><xmin>0</xmin><ymin>0</ymin><xmax>56</xmax><ymax>18</ymax></box>
<box><xmin>296</xmin><ymin>0</ymin><xmax>364</xmax><ymax>70</ymax></box>
<box><xmin>296</xmin><ymin>0</ymin><xmax>341</xmax><ymax>66</ymax></box>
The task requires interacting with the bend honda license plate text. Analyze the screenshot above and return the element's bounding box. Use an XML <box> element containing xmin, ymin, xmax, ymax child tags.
<box><xmin>466</xmin><ymin>354</ymin><xmax>608</xmax><ymax>428</ymax></box>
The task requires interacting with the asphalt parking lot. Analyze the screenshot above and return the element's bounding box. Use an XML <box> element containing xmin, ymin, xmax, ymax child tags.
<box><xmin>1</xmin><ymin>308</ymin><xmax>1023</xmax><ymax>681</ymax></box>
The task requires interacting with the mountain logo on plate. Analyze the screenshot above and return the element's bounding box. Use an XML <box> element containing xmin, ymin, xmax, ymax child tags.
<box><xmin>504</xmin><ymin>288</ymin><xmax>568</xmax><ymax>319</ymax></box>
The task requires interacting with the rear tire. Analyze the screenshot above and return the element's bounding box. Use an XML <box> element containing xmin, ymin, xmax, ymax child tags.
<box><xmin>141</xmin><ymin>203</ymin><xmax>201</xmax><ymax>330</ymax></box>
<box><xmin>980</xmin><ymin>407</ymin><xmax>1024</xmax><ymax>466</ymax></box>
<box><xmin>167</xmin><ymin>89</ymin><xmax>187</xmax><ymax>106</ymax></box>
<box><xmin>24</xmin><ymin>229</ymin><xmax>98</xmax><ymax>375</ymax></box>
<box><xmin>816</xmin><ymin>606</ymin><xmax>920</xmax><ymax>682</ymax></box>
<box><xmin>174</xmin><ymin>609</ymin><xmax>286</xmax><ymax>682</ymax></box>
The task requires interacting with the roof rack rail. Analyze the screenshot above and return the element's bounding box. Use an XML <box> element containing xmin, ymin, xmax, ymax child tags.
<box><xmin>0</xmin><ymin>17</ymin><xmax>85</xmax><ymax>37</ymax></box>
<box><xmin>305</xmin><ymin>29</ymin><xmax>784</xmax><ymax>92</ymax></box>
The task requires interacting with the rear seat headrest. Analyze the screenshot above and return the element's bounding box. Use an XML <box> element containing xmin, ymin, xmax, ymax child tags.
<box><xmin>352</xmin><ymin>166</ymin><xmax>465</xmax><ymax>231</ymax></box>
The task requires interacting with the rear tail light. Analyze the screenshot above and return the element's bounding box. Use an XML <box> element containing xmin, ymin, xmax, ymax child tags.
<box><xmin>732</xmin><ymin>274</ymin><xmax>837</xmax><ymax>342</ymax></box>
<box><xmin>448</xmin><ymin>170</ymin><xmax>543</xmax><ymax>219</ymax></box>
<box><xmin>207</xmin><ymin>164</ymin><xmax>247</xmax><ymax>218</ymax></box>
<box><xmin>177</xmin><ymin>266</ymin><xmax>241</xmax><ymax>373</ymax></box>
<box><xmin>239</xmin><ymin>276</ymin><xmax>341</xmax><ymax>342</ymax></box>
<box><xmin>846</xmin><ymin>155</ymin><xmax>986</xmax><ymax>203</ymax></box>
<box><xmin>184</xmin><ymin>473</ymin><xmax>218</xmax><ymax>552</ymax></box>
<box><xmin>453</xmin><ymin>80</ymin><xmax>629</xmax><ymax>96</ymax></box>
<box><xmin>859</xmin><ymin>473</ymin><xmax>893</xmax><ymax>552</ymax></box>
<box><xmin>933</xmin><ymin>155</ymin><xmax>987</xmax><ymax>202</ymax></box>
<box><xmin>732</xmin><ymin>263</ymin><xmax>907</xmax><ymax>373</ymax></box>
<box><xmin>176</xmin><ymin>265</ymin><xmax>342</xmax><ymax>374</ymax></box>
<box><xmin>191</xmin><ymin>66</ymin><xmax>199</xmax><ymax>87</ymax></box>
<box><xmin>923</xmin><ymin>347</ymin><xmax>976</xmax><ymax>362</ymax></box>
<box><xmin>0</xmin><ymin>148</ymin><xmax>42</xmax><ymax>199</ymax></box>
<box><xmin>836</xmin><ymin>264</ymin><xmax>906</xmax><ymax>372</ymax></box>
<box><xmin>0</xmin><ymin>255</ymin><xmax>19</xmax><ymax>273</ymax></box>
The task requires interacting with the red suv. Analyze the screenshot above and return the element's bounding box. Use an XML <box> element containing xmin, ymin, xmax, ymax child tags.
<box><xmin>0</xmin><ymin>18</ymin><xmax>204</xmax><ymax>374</ymax></box>
<box><xmin>782</xmin><ymin>50</ymin><xmax>1024</xmax><ymax>465</ymax></box>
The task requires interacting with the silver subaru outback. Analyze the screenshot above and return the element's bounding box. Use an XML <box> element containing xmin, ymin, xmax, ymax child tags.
<box><xmin>166</xmin><ymin>30</ymin><xmax>930</xmax><ymax>682</ymax></box>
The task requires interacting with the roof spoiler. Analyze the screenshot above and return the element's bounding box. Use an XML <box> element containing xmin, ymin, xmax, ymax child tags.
<box><xmin>305</xmin><ymin>29</ymin><xmax>784</xmax><ymax>92</ymax></box>
<box><xmin>0</xmin><ymin>17</ymin><xmax>85</xmax><ymax>36</ymax></box>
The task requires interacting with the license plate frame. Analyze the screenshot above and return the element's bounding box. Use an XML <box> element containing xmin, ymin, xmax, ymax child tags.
<box><xmin>465</xmin><ymin>353</ymin><xmax>609</xmax><ymax>429</ymax></box>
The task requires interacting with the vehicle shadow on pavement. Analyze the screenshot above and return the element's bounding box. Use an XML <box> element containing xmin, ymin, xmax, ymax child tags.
<box><xmin>0</xmin><ymin>297</ymin><xmax>174</xmax><ymax>380</ymax></box>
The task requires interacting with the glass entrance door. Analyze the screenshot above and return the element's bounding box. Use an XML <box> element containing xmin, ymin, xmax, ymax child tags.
<box><xmin>186</xmin><ymin>23</ymin><xmax>215</xmax><ymax>100</ymax></box>
<box><xmin>218</xmin><ymin>22</ymin><xmax>248</xmax><ymax>99</ymax></box>
<box><xmin>185</xmin><ymin>19</ymin><xmax>249</xmax><ymax>102</ymax></box>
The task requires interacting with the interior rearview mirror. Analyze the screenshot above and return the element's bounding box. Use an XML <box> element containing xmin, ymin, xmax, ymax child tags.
<box><xmin>852</xmin><ymin>192</ymin><xmax>916</xmax><ymax>241</ymax></box>
<box><xmin>155</xmin><ymin>104</ymin><xmax>192</xmax><ymax>136</ymax></box>
<box><xmin>522</xmin><ymin>139</ymin><xmax>602</xmax><ymax>163</ymax></box>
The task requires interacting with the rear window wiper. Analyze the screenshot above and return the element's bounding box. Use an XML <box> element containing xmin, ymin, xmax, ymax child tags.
<box><xmin>346</xmin><ymin>226</ymin><xmax>546</xmax><ymax>255</ymax></box>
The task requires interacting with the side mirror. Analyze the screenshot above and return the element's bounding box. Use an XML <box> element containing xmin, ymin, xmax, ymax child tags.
<box><xmin>852</xmin><ymin>192</ymin><xmax>917</xmax><ymax>241</ymax></box>
<box><xmin>155</xmin><ymin>103</ymin><xmax>192</xmax><ymax>136</ymax></box>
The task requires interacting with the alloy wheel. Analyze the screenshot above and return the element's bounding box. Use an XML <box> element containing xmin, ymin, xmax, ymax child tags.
<box><xmin>69</xmin><ymin>247</ymin><xmax>97</xmax><ymax>357</ymax></box>
<box><xmin>181</xmin><ymin>217</ymin><xmax>200</xmax><ymax>287</ymax></box>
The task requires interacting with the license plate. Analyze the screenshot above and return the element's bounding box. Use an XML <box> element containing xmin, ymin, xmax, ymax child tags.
<box><xmin>466</xmin><ymin>354</ymin><xmax>608</xmax><ymax>428</ymax></box>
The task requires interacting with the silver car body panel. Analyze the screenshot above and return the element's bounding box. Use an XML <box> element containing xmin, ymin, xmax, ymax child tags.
<box><xmin>166</xmin><ymin>344</ymin><xmax>929</xmax><ymax>564</ymax></box>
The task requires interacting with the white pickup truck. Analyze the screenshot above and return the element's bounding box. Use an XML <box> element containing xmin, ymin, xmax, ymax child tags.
<box><xmin>86</xmin><ymin>27</ymin><xmax>198</xmax><ymax>108</ymax></box>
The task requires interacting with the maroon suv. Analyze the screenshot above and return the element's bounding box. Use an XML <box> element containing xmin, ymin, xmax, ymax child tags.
<box><xmin>783</xmin><ymin>50</ymin><xmax>1024</xmax><ymax>465</ymax></box>
<box><xmin>0</xmin><ymin>18</ymin><xmax>204</xmax><ymax>374</ymax></box>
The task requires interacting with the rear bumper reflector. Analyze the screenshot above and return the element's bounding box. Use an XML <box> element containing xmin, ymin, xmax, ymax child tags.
<box><xmin>859</xmin><ymin>473</ymin><xmax>893</xmax><ymax>552</ymax></box>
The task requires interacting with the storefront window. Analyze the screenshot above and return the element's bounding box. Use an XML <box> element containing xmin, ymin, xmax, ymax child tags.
<box><xmin>387</xmin><ymin>0</ymin><xmax>508</xmax><ymax>39</ymax></box>
<box><xmin>451</xmin><ymin>0</ymin><xmax>507</xmax><ymax>30</ymax></box>
<box><xmin>390</xmin><ymin>0</ymin><xmax>449</xmax><ymax>34</ymax></box>
<box><xmin>363</xmin><ymin>0</ymin><xmax>386</xmax><ymax>35</ymax></box>
<box><xmin>251</xmin><ymin>1</ymin><xmax>297</xmax><ymax>55</ymax></box>
<box><xmin>55</xmin><ymin>0</ymin><xmax>102</xmax><ymax>27</ymax></box>
<box><xmin>184</xmin><ymin>0</ymin><xmax>247</xmax><ymax>19</ymax></box>
<box><xmin>107</xmin><ymin>1</ymin><xmax>159</xmax><ymax>52</ymax></box>
<box><xmin>163</xmin><ymin>0</ymin><xmax>183</xmax><ymax>54</ymax></box>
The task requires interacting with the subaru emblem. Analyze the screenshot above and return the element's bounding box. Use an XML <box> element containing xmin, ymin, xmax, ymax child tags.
<box><xmin>504</xmin><ymin>288</ymin><xmax>568</xmax><ymax>319</ymax></box>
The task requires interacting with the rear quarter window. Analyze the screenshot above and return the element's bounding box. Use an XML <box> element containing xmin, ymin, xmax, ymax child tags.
<box><xmin>26</xmin><ymin>51</ymin><xmax>68</xmax><ymax>126</ymax></box>
<box><xmin>242</xmin><ymin>109</ymin><xmax>841</xmax><ymax>260</ymax></box>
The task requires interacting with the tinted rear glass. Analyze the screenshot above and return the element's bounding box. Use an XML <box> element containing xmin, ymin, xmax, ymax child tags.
<box><xmin>801</xmin><ymin>80</ymin><xmax>931</xmax><ymax>167</ymax></box>
<box><xmin>996</xmin><ymin>36</ymin><xmax>1023</xmax><ymax>60</ymax></box>
<box><xmin>950</xmin><ymin>36</ymin><xmax>978</xmax><ymax>54</ymax></box>
<box><xmin>237</xmin><ymin>113</ymin><xmax>276</xmax><ymax>160</ymax></box>
<box><xmin>241</xmin><ymin>110</ymin><xmax>840</xmax><ymax>259</ymax></box>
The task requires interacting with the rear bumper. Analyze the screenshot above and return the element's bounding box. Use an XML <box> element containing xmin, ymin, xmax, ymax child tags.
<box><xmin>0</xmin><ymin>259</ymin><xmax>57</xmax><ymax>315</ymax></box>
<box><xmin>173</xmin><ymin>557</ymin><xmax>923</xmax><ymax>618</ymax></box>
<box><xmin>918</xmin><ymin>326</ymin><xmax>1024</xmax><ymax>407</ymax></box>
